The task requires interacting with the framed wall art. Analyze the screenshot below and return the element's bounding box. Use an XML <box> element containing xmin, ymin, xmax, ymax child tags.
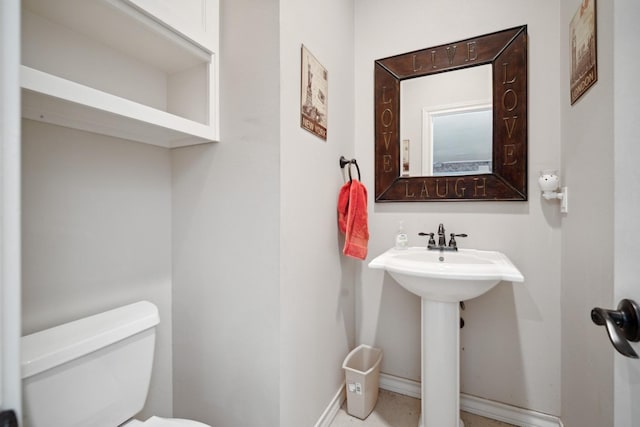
<box><xmin>300</xmin><ymin>45</ymin><xmax>328</xmax><ymax>140</ymax></box>
<box><xmin>570</xmin><ymin>0</ymin><xmax>597</xmax><ymax>105</ymax></box>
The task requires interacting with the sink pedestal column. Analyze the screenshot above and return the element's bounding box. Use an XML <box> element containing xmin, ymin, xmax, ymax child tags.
<box><xmin>419</xmin><ymin>299</ymin><xmax>463</xmax><ymax>427</ymax></box>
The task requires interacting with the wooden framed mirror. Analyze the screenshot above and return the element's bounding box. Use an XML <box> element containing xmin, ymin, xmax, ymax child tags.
<box><xmin>374</xmin><ymin>26</ymin><xmax>527</xmax><ymax>202</ymax></box>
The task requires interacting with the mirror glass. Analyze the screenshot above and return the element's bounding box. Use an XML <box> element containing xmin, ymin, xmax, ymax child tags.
<box><xmin>400</xmin><ymin>65</ymin><xmax>492</xmax><ymax>177</ymax></box>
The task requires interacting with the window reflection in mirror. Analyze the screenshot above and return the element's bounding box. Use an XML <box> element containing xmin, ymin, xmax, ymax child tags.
<box><xmin>430</xmin><ymin>105</ymin><xmax>492</xmax><ymax>176</ymax></box>
<box><xmin>400</xmin><ymin>65</ymin><xmax>492</xmax><ymax>177</ymax></box>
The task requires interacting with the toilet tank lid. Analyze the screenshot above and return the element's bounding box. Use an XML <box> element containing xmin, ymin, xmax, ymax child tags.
<box><xmin>21</xmin><ymin>301</ymin><xmax>159</xmax><ymax>379</ymax></box>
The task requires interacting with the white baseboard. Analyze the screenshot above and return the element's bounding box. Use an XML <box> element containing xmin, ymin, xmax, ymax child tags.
<box><xmin>379</xmin><ymin>373</ymin><xmax>421</xmax><ymax>398</ymax></box>
<box><xmin>379</xmin><ymin>373</ymin><xmax>564</xmax><ymax>427</ymax></box>
<box><xmin>314</xmin><ymin>381</ymin><xmax>346</xmax><ymax>427</ymax></box>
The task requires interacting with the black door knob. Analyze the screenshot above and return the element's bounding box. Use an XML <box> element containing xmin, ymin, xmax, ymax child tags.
<box><xmin>591</xmin><ymin>299</ymin><xmax>640</xmax><ymax>358</ymax></box>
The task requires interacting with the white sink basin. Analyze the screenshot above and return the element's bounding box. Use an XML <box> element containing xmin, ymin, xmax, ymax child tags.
<box><xmin>369</xmin><ymin>247</ymin><xmax>524</xmax><ymax>302</ymax></box>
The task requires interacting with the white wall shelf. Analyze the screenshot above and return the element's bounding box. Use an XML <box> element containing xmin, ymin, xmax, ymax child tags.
<box><xmin>22</xmin><ymin>66</ymin><xmax>215</xmax><ymax>148</ymax></box>
<box><xmin>21</xmin><ymin>0</ymin><xmax>219</xmax><ymax>148</ymax></box>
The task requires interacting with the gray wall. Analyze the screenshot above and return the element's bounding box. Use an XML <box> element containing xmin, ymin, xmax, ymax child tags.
<box><xmin>21</xmin><ymin>119</ymin><xmax>173</xmax><ymax>420</ymax></box>
<box><xmin>171</xmin><ymin>0</ymin><xmax>281</xmax><ymax>425</ymax></box>
<box><xmin>354</xmin><ymin>0</ymin><xmax>563</xmax><ymax>415</ymax></box>
<box><xmin>560</xmin><ymin>0</ymin><xmax>614</xmax><ymax>425</ymax></box>
<box><xmin>279</xmin><ymin>0</ymin><xmax>356</xmax><ymax>425</ymax></box>
<box><xmin>172</xmin><ymin>0</ymin><xmax>357</xmax><ymax>425</ymax></box>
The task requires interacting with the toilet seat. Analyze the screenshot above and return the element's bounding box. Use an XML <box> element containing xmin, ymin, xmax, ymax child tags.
<box><xmin>126</xmin><ymin>416</ymin><xmax>211</xmax><ymax>427</ymax></box>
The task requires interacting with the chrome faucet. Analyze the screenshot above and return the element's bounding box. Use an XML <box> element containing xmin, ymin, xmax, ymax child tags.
<box><xmin>419</xmin><ymin>223</ymin><xmax>467</xmax><ymax>251</ymax></box>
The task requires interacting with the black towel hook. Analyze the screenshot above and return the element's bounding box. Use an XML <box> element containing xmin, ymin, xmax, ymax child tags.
<box><xmin>339</xmin><ymin>156</ymin><xmax>361</xmax><ymax>182</ymax></box>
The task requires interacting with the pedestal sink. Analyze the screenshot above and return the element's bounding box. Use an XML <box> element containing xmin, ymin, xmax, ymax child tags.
<box><xmin>369</xmin><ymin>247</ymin><xmax>524</xmax><ymax>427</ymax></box>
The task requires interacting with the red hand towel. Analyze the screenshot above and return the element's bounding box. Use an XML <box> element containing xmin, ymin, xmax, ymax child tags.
<box><xmin>337</xmin><ymin>179</ymin><xmax>369</xmax><ymax>260</ymax></box>
<box><xmin>337</xmin><ymin>181</ymin><xmax>351</xmax><ymax>234</ymax></box>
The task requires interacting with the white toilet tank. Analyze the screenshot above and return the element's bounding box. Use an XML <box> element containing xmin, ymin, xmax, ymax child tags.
<box><xmin>21</xmin><ymin>301</ymin><xmax>160</xmax><ymax>427</ymax></box>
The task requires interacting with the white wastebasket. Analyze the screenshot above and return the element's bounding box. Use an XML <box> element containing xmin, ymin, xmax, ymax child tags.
<box><xmin>342</xmin><ymin>344</ymin><xmax>383</xmax><ymax>419</ymax></box>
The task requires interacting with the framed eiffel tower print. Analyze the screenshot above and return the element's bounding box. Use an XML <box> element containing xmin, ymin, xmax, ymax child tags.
<box><xmin>300</xmin><ymin>45</ymin><xmax>328</xmax><ymax>140</ymax></box>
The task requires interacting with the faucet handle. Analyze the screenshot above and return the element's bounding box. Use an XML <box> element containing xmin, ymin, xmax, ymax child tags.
<box><xmin>448</xmin><ymin>233</ymin><xmax>467</xmax><ymax>249</ymax></box>
<box><xmin>418</xmin><ymin>232</ymin><xmax>436</xmax><ymax>246</ymax></box>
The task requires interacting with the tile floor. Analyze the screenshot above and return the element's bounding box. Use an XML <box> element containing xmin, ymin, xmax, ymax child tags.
<box><xmin>330</xmin><ymin>389</ymin><xmax>516</xmax><ymax>427</ymax></box>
